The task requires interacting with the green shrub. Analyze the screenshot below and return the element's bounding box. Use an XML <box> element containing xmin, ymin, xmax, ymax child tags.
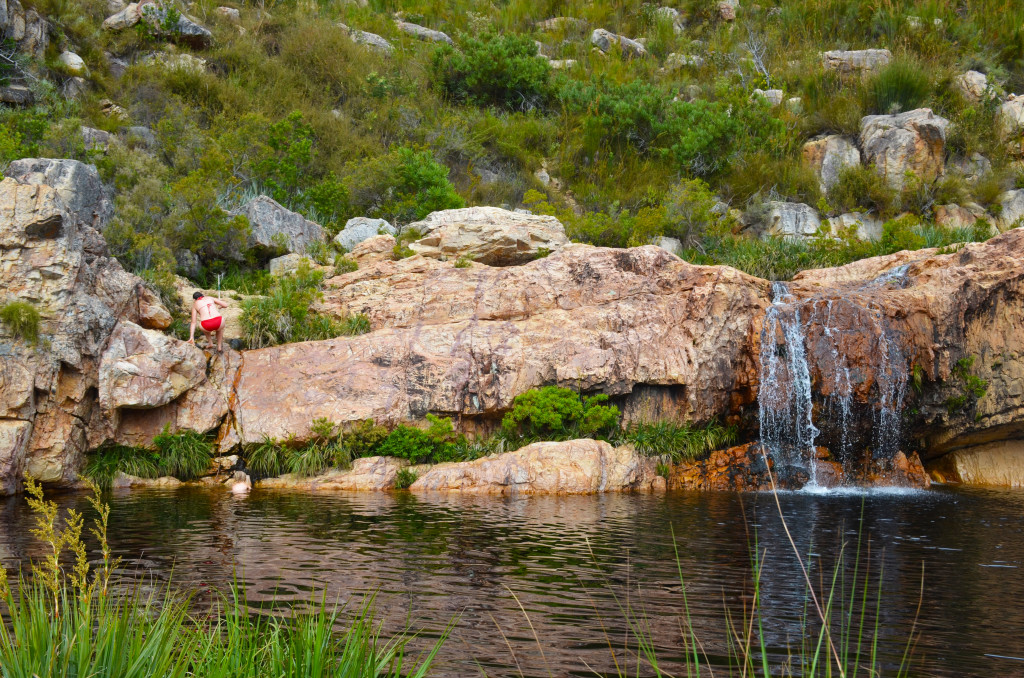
<box><xmin>339</xmin><ymin>313</ymin><xmax>371</xmax><ymax>336</ymax></box>
<box><xmin>394</xmin><ymin>468</ymin><xmax>418</xmax><ymax>490</ymax></box>
<box><xmin>152</xmin><ymin>427</ymin><xmax>212</xmax><ymax>481</ymax></box>
<box><xmin>431</xmin><ymin>32</ymin><xmax>551</xmax><ymax>110</ymax></box>
<box><xmin>345</xmin><ymin>146</ymin><xmax>464</xmax><ymax>224</ymax></box>
<box><xmin>377</xmin><ymin>414</ymin><xmax>463</xmax><ymax>464</ymax></box>
<box><xmin>826</xmin><ymin>165</ymin><xmax>898</xmax><ymax>217</ymax></box>
<box><xmin>0</xmin><ymin>301</ymin><xmax>41</xmax><ymax>344</ymax></box>
<box><xmin>868</xmin><ymin>59</ymin><xmax>932</xmax><ymax>115</ymax></box>
<box><xmin>501</xmin><ymin>386</ymin><xmax>620</xmax><ymax>443</ymax></box>
<box><xmin>334</xmin><ymin>255</ymin><xmax>358</xmax><ymax>274</ymax></box>
<box><xmin>338</xmin><ymin>419</ymin><xmax>390</xmax><ymax>460</ymax></box>
<box><xmin>880</xmin><ymin>216</ymin><xmax>927</xmax><ymax>252</ymax></box>
<box><xmin>285</xmin><ymin>444</ymin><xmax>332</xmax><ymax>478</ymax></box>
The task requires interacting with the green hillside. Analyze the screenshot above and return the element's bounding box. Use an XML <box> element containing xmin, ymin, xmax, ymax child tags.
<box><xmin>3</xmin><ymin>0</ymin><xmax>1023</xmax><ymax>291</ymax></box>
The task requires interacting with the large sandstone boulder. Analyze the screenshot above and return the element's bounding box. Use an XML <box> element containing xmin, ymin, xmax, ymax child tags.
<box><xmin>0</xmin><ymin>173</ymin><xmax>171</xmax><ymax>488</ymax></box>
<box><xmin>259</xmin><ymin>456</ymin><xmax>404</xmax><ymax>491</ymax></box>
<box><xmin>1</xmin><ymin>0</ymin><xmax>48</xmax><ymax>58</ymax></box>
<box><xmin>590</xmin><ymin>28</ymin><xmax>648</xmax><ymax>58</ymax></box>
<box><xmin>103</xmin><ymin>1</ymin><xmax>213</xmax><ymax>48</ymax></box>
<box><xmin>998</xmin><ymin>94</ymin><xmax>1024</xmax><ymax>139</ymax></box>
<box><xmin>749</xmin><ymin>201</ymin><xmax>822</xmax><ymax>239</ymax></box>
<box><xmin>407</xmin><ymin>207</ymin><xmax>569</xmax><ymax>266</ymax></box>
<box><xmin>237</xmin><ymin>245</ymin><xmax>768</xmax><ymax>443</ymax></box>
<box><xmin>829</xmin><ymin>212</ymin><xmax>884</xmax><ymax>241</ymax></box>
<box><xmin>996</xmin><ymin>189</ymin><xmax>1024</xmax><ymax>231</ymax></box>
<box><xmin>337</xmin><ymin>23</ymin><xmax>393</xmax><ymax>55</ymax></box>
<box><xmin>821</xmin><ymin>49</ymin><xmax>891</xmax><ymax>75</ymax></box>
<box><xmin>98</xmin><ymin>321</ymin><xmax>207</xmax><ymax>411</ymax></box>
<box><xmin>334</xmin><ymin>217</ymin><xmax>395</xmax><ymax>251</ymax></box>
<box><xmin>395</xmin><ymin>20</ymin><xmax>452</xmax><ymax>44</ymax></box>
<box><xmin>928</xmin><ymin>440</ymin><xmax>1024</xmax><ymax>487</ymax></box>
<box><xmin>802</xmin><ymin>135</ymin><xmax>860</xmax><ymax>192</ymax></box>
<box><xmin>6</xmin><ymin>158</ymin><xmax>112</xmax><ymax>230</ymax></box>
<box><xmin>859</xmin><ymin>108</ymin><xmax>949</xmax><ymax>189</ymax></box>
<box><xmin>231</xmin><ymin>195</ymin><xmax>326</xmax><ymax>256</ymax></box>
<box><xmin>410</xmin><ymin>439</ymin><xmax>661</xmax><ymax>494</ymax></box>
<box><xmin>955</xmin><ymin>70</ymin><xmax>990</xmax><ymax>103</ymax></box>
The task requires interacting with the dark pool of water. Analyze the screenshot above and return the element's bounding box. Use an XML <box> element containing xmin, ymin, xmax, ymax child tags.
<box><xmin>1</xmin><ymin>485</ymin><xmax>1022</xmax><ymax>677</ymax></box>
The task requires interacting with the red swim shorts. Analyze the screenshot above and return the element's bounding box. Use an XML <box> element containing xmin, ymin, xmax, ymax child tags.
<box><xmin>200</xmin><ymin>317</ymin><xmax>222</xmax><ymax>332</ymax></box>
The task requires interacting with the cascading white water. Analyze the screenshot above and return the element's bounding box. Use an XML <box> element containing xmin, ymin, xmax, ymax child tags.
<box><xmin>757</xmin><ymin>267</ymin><xmax>911</xmax><ymax>489</ymax></box>
<box><xmin>758</xmin><ymin>282</ymin><xmax>821</xmax><ymax>486</ymax></box>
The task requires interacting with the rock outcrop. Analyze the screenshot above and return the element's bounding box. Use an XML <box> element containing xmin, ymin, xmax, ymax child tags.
<box><xmin>337</xmin><ymin>23</ymin><xmax>393</xmax><ymax>54</ymax></box>
<box><xmin>395</xmin><ymin>20</ymin><xmax>452</xmax><ymax>44</ymax></box>
<box><xmin>997</xmin><ymin>190</ymin><xmax>1024</xmax><ymax>231</ymax></box>
<box><xmin>590</xmin><ymin>28</ymin><xmax>648</xmax><ymax>58</ymax></box>
<box><xmin>859</xmin><ymin>108</ymin><xmax>949</xmax><ymax>189</ymax></box>
<box><xmin>231</xmin><ymin>195</ymin><xmax>326</xmax><ymax>257</ymax></box>
<box><xmin>410</xmin><ymin>439</ymin><xmax>662</xmax><ymax>494</ymax></box>
<box><xmin>998</xmin><ymin>94</ymin><xmax>1024</xmax><ymax>139</ymax></box>
<box><xmin>0</xmin><ymin>167</ymin><xmax>172</xmax><ymax>489</ymax></box>
<box><xmin>260</xmin><ymin>456</ymin><xmax>404</xmax><ymax>491</ymax></box>
<box><xmin>98</xmin><ymin>321</ymin><xmax>207</xmax><ymax>411</ymax></box>
<box><xmin>749</xmin><ymin>201</ymin><xmax>822</xmax><ymax>239</ymax></box>
<box><xmin>928</xmin><ymin>440</ymin><xmax>1024</xmax><ymax>487</ymax></box>
<box><xmin>406</xmin><ymin>207</ymin><xmax>569</xmax><ymax>265</ymax></box>
<box><xmin>802</xmin><ymin>135</ymin><xmax>861</xmax><ymax>192</ymax></box>
<box><xmin>821</xmin><ymin>49</ymin><xmax>891</xmax><ymax>75</ymax></box>
<box><xmin>334</xmin><ymin>217</ymin><xmax>395</xmax><ymax>251</ymax></box>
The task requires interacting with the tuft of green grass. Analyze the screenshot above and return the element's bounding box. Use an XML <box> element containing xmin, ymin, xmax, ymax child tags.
<box><xmin>83</xmin><ymin>445</ymin><xmax>162</xmax><ymax>490</ymax></box>
<box><xmin>394</xmin><ymin>468</ymin><xmax>418</xmax><ymax>490</ymax></box>
<box><xmin>0</xmin><ymin>301</ymin><xmax>41</xmax><ymax>345</ymax></box>
<box><xmin>152</xmin><ymin>427</ymin><xmax>212</xmax><ymax>481</ymax></box>
<box><xmin>245</xmin><ymin>436</ymin><xmax>286</xmax><ymax>477</ymax></box>
<box><xmin>619</xmin><ymin>419</ymin><xmax>738</xmax><ymax>462</ymax></box>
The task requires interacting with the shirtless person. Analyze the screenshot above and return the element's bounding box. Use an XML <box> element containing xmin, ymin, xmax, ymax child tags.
<box><xmin>188</xmin><ymin>291</ymin><xmax>229</xmax><ymax>352</ymax></box>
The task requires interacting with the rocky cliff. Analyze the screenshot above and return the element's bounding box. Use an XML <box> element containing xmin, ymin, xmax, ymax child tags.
<box><xmin>3</xmin><ymin>168</ymin><xmax>1024</xmax><ymax>492</ymax></box>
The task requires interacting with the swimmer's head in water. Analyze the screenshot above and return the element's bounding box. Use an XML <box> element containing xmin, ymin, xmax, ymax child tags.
<box><xmin>193</xmin><ymin>291</ymin><xmax>204</xmax><ymax>300</ymax></box>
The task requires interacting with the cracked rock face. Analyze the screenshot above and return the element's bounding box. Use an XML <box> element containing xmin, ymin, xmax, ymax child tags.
<box><xmin>407</xmin><ymin>207</ymin><xmax>569</xmax><ymax>266</ymax></box>
<box><xmin>0</xmin><ymin>165</ymin><xmax>171</xmax><ymax>488</ymax></box>
<box><xmin>859</xmin><ymin>108</ymin><xmax>949</xmax><ymax>189</ymax></box>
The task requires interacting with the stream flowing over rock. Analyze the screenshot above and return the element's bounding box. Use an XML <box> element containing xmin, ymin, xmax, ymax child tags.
<box><xmin>4</xmin><ymin>165</ymin><xmax>1024</xmax><ymax>493</ymax></box>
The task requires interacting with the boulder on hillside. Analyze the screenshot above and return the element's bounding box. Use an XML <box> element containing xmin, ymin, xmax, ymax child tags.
<box><xmin>58</xmin><ymin>51</ymin><xmax>86</xmax><ymax>75</ymax></box>
<box><xmin>590</xmin><ymin>28</ymin><xmax>648</xmax><ymax>58</ymax></box>
<box><xmin>664</xmin><ymin>53</ymin><xmax>703</xmax><ymax>70</ymax></box>
<box><xmin>829</xmin><ymin>212</ymin><xmax>883</xmax><ymax>241</ymax></box>
<box><xmin>535</xmin><ymin>17</ymin><xmax>587</xmax><ymax>32</ymax></box>
<box><xmin>230</xmin><ymin>195</ymin><xmax>326</xmax><ymax>256</ymax></box>
<box><xmin>717</xmin><ymin>0</ymin><xmax>738</xmax><ymax>21</ymax></box>
<box><xmin>410</xmin><ymin>439</ymin><xmax>662</xmax><ymax>494</ymax></box>
<box><xmin>747</xmin><ymin>201</ymin><xmax>822</xmax><ymax>239</ymax></box>
<box><xmin>802</xmin><ymin>135</ymin><xmax>861</xmax><ymax>192</ymax></box>
<box><xmin>216</xmin><ymin>6</ymin><xmax>240</xmax><ymax>23</ymax></box>
<box><xmin>347</xmin><ymin>234</ymin><xmax>395</xmax><ymax>267</ymax></box>
<box><xmin>821</xmin><ymin>49</ymin><xmax>891</xmax><ymax>75</ymax></box>
<box><xmin>407</xmin><ymin>206</ymin><xmax>569</xmax><ymax>266</ymax></box>
<box><xmin>103</xmin><ymin>1</ymin><xmax>213</xmax><ymax>48</ymax></box>
<box><xmin>7</xmin><ymin>158</ymin><xmax>113</xmax><ymax>231</ymax></box>
<box><xmin>337</xmin><ymin>23</ymin><xmax>393</xmax><ymax>54</ymax></box>
<box><xmin>950</xmin><ymin>152</ymin><xmax>992</xmax><ymax>183</ymax></box>
<box><xmin>98</xmin><ymin>321</ymin><xmax>207</xmax><ymax>411</ymax></box>
<box><xmin>859</xmin><ymin>108</ymin><xmax>949</xmax><ymax>189</ymax></box>
<box><xmin>997</xmin><ymin>189</ymin><xmax>1024</xmax><ymax>231</ymax></box>
<box><xmin>140</xmin><ymin>51</ymin><xmax>208</xmax><ymax>73</ymax></box>
<box><xmin>934</xmin><ymin>203</ymin><xmax>988</xmax><ymax>231</ymax></box>
<box><xmin>955</xmin><ymin>70</ymin><xmax>990</xmax><ymax>102</ymax></box>
<box><xmin>395</xmin><ymin>20</ymin><xmax>452</xmax><ymax>44</ymax></box>
<box><xmin>998</xmin><ymin>94</ymin><xmax>1024</xmax><ymax>139</ymax></box>
<box><xmin>2</xmin><ymin>0</ymin><xmax>49</xmax><ymax>58</ymax></box>
<box><xmin>334</xmin><ymin>217</ymin><xmax>395</xmax><ymax>251</ymax></box>
<box><xmin>751</xmin><ymin>88</ymin><xmax>784</xmax><ymax>106</ymax></box>
<box><xmin>268</xmin><ymin>252</ymin><xmax>332</xmax><ymax>277</ymax></box>
<box><xmin>81</xmin><ymin>126</ymin><xmax>114</xmax><ymax>152</ymax></box>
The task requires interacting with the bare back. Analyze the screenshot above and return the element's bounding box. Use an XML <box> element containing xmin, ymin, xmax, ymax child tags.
<box><xmin>193</xmin><ymin>296</ymin><xmax>224</xmax><ymax>321</ymax></box>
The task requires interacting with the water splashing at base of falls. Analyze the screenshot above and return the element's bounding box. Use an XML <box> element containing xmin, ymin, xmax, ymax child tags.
<box><xmin>759</xmin><ymin>282</ymin><xmax>821</xmax><ymax>487</ymax></box>
<box><xmin>757</xmin><ymin>270</ymin><xmax>911</xmax><ymax>489</ymax></box>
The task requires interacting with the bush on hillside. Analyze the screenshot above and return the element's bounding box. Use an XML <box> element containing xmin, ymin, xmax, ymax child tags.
<box><xmin>345</xmin><ymin>146</ymin><xmax>464</xmax><ymax>224</ymax></box>
<box><xmin>867</xmin><ymin>59</ymin><xmax>932</xmax><ymax>115</ymax></box>
<box><xmin>501</xmin><ymin>386</ymin><xmax>620</xmax><ymax>442</ymax></box>
<box><xmin>431</xmin><ymin>33</ymin><xmax>551</xmax><ymax>111</ymax></box>
<box><xmin>0</xmin><ymin>301</ymin><xmax>41</xmax><ymax>344</ymax></box>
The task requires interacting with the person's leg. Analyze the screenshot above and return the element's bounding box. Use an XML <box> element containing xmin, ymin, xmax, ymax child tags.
<box><xmin>202</xmin><ymin>328</ymin><xmax>214</xmax><ymax>349</ymax></box>
<box><xmin>216</xmin><ymin>324</ymin><xmax>224</xmax><ymax>352</ymax></box>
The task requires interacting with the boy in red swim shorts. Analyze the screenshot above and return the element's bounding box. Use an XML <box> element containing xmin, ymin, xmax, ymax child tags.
<box><xmin>188</xmin><ymin>291</ymin><xmax>229</xmax><ymax>352</ymax></box>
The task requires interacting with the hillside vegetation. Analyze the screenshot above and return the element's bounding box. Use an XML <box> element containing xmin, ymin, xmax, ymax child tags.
<box><xmin>2</xmin><ymin>0</ymin><xmax>1023</xmax><ymax>292</ymax></box>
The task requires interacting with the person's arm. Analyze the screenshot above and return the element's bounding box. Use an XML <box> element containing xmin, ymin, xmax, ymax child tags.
<box><xmin>214</xmin><ymin>297</ymin><xmax>229</xmax><ymax>308</ymax></box>
<box><xmin>188</xmin><ymin>304</ymin><xmax>197</xmax><ymax>343</ymax></box>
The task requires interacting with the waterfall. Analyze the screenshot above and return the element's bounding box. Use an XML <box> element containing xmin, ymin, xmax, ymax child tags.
<box><xmin>757</xmin><ymin>268</ymin><xmax>910</xmax><ymax>488</ymax></box>
<box><xmin>758</xmin><ymin>282</ymin><xmax>821</xmax><ymax>486</ymax></box>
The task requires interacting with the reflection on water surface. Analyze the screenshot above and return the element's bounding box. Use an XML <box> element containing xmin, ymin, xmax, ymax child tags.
<box><xmin>1</xmin><ymin>487</ymin><xmax>1022</xmax><ymax>677</ymax></box>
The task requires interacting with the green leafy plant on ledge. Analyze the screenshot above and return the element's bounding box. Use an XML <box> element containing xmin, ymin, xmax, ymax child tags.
<box><xmin>0</xmin><ymin>301</ymin><xmax>41</xmax><ymax>345</ymax></box>
<box><xmin>618</xmin><ymin>419</ymin><xmax>739</xmax><ymax>463</ymax></box>
<box><xmin>945</xmin><ymin>356</ymin><xmax>989</xmax><ymax>415</ymax></box>
<box><xmin>83</xmin><ymin>427</ymin><xmax>214</xmax><ymax>489</ymax></box>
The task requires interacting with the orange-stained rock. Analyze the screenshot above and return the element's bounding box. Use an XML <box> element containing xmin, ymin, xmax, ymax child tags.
<box><xmin>348</xmin><ymin>234</ymin><xmax>396</xmax><ymax>267</ymax></box>
<box><xmin>410</xmin><ymin>439</ymin><xmax>661</xmax><ymax>494</ymax></box>
<box><xmin>236</xmin><ymin>245</ymin><xmax>768</xmax><ymax>444</ymax></box>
